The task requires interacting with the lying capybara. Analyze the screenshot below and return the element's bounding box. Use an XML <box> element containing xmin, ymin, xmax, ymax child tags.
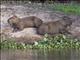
<box><xmin>9</xmin><ymin>28</ymin><xmax>43</xmax><ymax>44</ymax></box>
<box><xmin>7</xmin><ymin>15</ymin><xmax>43</xmax><ymax>32</ymax></box>
<box><xmin>38</xmin><ymin>16</ymin><xmax>72</xmax><ymax>35</ymax></box>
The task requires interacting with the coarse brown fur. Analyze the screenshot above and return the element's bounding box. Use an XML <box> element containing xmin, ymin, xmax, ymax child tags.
<box><xmin>38</xmin><ymin>16</ymin><xmax>72</xmax><ymax>35</ymax></box>
<box><xmin>8</xmin><ymin>15</ymin><xmax>43</xmax><ymax>32</ymax></box>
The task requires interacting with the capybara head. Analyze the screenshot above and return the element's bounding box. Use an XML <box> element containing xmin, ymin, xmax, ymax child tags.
<box><xmin>8</xmin><ymin>15</ymin><xmax>20</xmax><ymax>25</ymax></box>
<box><xmin>60</xmin><ymin>16</ymin><xmax>72</xmax><ymax>26</ymax></box>
<box><xmin>7</xmin><ymin>15</ymin><xmax>21</xmax><ymax>32</ymax></box>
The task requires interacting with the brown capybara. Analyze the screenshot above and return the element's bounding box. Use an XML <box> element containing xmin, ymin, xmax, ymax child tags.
<box><xmin>38</xmin><ymin>16</ymin><xmax>72</xmax><ymax>35</ymax></box>
<box><xmin>7</xmin><ymin>15</ymin><xmax>43</xmax><ymax>32</ymax></box>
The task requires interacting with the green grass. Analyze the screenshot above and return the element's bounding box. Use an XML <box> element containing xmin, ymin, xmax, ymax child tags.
<box><xmin>0</xmin><ymin>34</ymin><xmax>80</xmax><ymax>50</ymax></box>
<box><xmin>53</xmin><ymin>3</ymin><xmax>80</xmax><ymax>15</ymax></box>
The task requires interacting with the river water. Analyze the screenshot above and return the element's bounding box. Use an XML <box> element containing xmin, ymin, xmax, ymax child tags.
<box><xmin>1</xmin><ymin>49</ymin><xmax>80</xmax><ymax>60</ymax></box>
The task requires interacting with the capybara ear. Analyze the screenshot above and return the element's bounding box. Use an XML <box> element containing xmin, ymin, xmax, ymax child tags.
<box><xmin>12</xmin><ymin>15</ymin><xmax>18</xmax><ymax>18</ymax></box>
<box><xmin>8</xmin><ymin>15</ymin><xmax>17</xmax><ymax>20</ymax></box>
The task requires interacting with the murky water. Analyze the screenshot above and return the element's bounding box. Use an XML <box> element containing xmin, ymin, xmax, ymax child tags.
<box><xmin>1</xmin><ymin>49</ymin><xmax>80</xmax><ymax>60</ymax></box>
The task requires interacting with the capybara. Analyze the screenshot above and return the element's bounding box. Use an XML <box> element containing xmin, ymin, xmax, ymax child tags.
<box><xmin>38</xmin><ymin>16</ymin><xmax>72</xmax><ymax>35</ymax></box>
<box><xmin>7</xmin><ymin>15</ymin><xmax>43</xmax><ymax>32</ymax></box>
<box><xmin>10</xmin><ymin>28</ymin><xmax>43</xmax><ymax>44</ymax></box>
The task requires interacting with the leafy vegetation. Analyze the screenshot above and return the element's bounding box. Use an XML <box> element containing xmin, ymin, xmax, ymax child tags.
<box><xmin>0</xmin><ymin>34</ymin><xmax>80</xmax><ymax>50</ymax></box>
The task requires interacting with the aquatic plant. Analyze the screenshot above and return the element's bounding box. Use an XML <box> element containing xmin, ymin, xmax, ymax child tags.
<box><xmin>0</xmin><ymin>34</ymin><xmax>80</xmax><ymax>50</ymax></box>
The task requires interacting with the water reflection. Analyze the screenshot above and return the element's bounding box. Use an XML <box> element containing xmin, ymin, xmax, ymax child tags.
<box><xmin>1</xmin><ymin>49</ymin><xmax>80</xmax><ymax>60</ymax></box>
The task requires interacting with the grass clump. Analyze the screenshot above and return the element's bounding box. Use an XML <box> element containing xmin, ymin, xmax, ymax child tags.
<box><xmin>53</xmin><ymin>3</ymin><xmax>80</xmax><ymax>15</ymax></box>
<box><xmin>0</xmin><ymin>34</ymin><xmax>80</xmax><ymax>50</ymax></box>
<box><xmin>33</xmin><ymin>34</ymin><xmax>80</xmax><ymax>49</ymax></box>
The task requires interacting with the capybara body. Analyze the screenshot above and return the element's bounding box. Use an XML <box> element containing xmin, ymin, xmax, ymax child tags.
<box><xmin>38</xmin><ymin>21</ymin><xmax>65</xmax><ymax>35</ymax></box>
<box><xmin>8</xmin><ymin>15</ymin><xmax>43</xmax><ymax>32</ymax></box>
<box><xmin>38</xmin><ymin>16</ymin><xmax>72</xmax><ymax>35</ymax></box>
